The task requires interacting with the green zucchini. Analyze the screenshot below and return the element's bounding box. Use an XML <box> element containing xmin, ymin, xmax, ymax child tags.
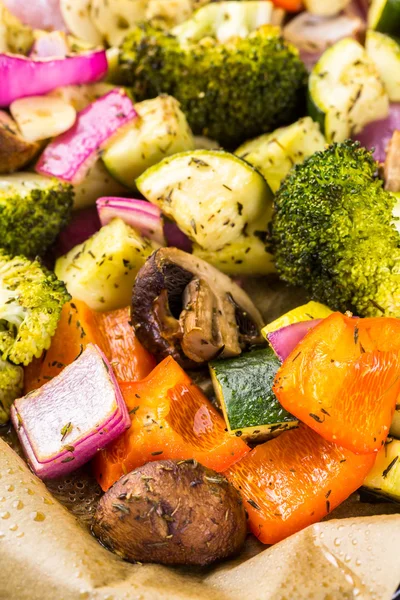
<box><xmin>235</xmin><ymin>117</ymin><xmax>326</xmax><ymax>193</ymax></box>
<box><xmin>209</xmin><ymin>347</ymin><xmax>298</xmax><ymax>443</ymax></box>
<box><xmin>364</xmin><ymin>438</ymin><xmax>400</xmax><ymax>501</ymax></box>
<box><xmin>308</xmin><ymin>38</ymin><xmax>389</xmax><ymax>143</ymax></box>
<box><xmin>136</xmin><ymin>150</ymin><xmax>273</xmax><ymax>254</ymax></box>
<box><xmin>368</xmin><ymin>0</ymin><xmax>400</xmax><ymax>36</ymax></box>
<box><xmin>103</xmin><ymin>96</ymin><xmax>195</xmax><ymax>190</ymax></box>
<box><xmin>366</xmin><ymin>30</ymin><xmax>400</xmax><ymax>102</ymax></box>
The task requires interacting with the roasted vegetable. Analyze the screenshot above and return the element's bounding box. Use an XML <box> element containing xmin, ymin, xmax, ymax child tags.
<box><xmin>55</xmin><ymin>218</ymin><xmax>158</xmax><ymax>311</ymax></box>
<box><xmin>24</xmin><ymin>301</ymin><xmax>156</xmax><ymax>393</ymax></box>
<box><xmin>118</xmin><ymin>22</ymin><xmax>307</xmax><ymax>146</ymax></box>
<box><xmin>0</xmin><ymin>2</ymin><xmax>34</xmax><ymax>54</ymax></box>
<box><xmin>235</xmin><ymin>117</ymin><xmax>326</xmax><ymax>193</ymax></box>
<box><xmin>0</xmin><ymin>252</ymin><xmax>70</xmax><ymax>365</ymax></box>
<box><xmin>366</xmin><ymin>30</ymin><xmax>400</xmax><ymax>102</ymax></box>
<box><xmin>210</xmin><ymin>347</ymin><xmax>297</xmax><ymax>443</ymax></box>
<box><xmin>93</xmin><ymin>459</ymin><xmax>247</xmax><ymax>566</ymax></box>
<box><xmin>364</xmin><ymin>438</ymin><xmax>400</xmax><ymax>501</ymax></box>
<box><xmin>225</xmin><ymin>424</ymin><xmax>376</xmax><ymax>545</ymax></box>
<box><xmin>274</xmin><ymin>313</ymin><xmax>400</xmax><ymax>454</ymax></box>
<box><xmin>262</xmin><ymin>301</ymin><xmax>333</xmax><ymax>338</ymax></box>
<box><xmin>137</xmin><ymin>150</ymin><xmax>274</xmax><ymax>274</ymax></box>
<box><xmin>0</xmin><ymin>173</ymin><xmax>73</xmax><ymax>258</ymax></box>
<box><xmin>103</xmin><ymin>95</ymin><xmax>195</xmax><ymax>189</ymax></box>
<box><xmin>0</xmin><ymin>111</ymin><xmax>39</xmax><ymax>174</ymax></box>
<box><xmin>10</xmin><ymin>96</ymin><xmax>77</xmax><ymax>142</ymax></box>
<box><xmin>11</xmin><ymin>344</ymin><xmax>130</xmax><ymax>479</ymax></box>
<box><xmin>0</xmin><ymin>358</ymin><xmax>23</xmax><ymax>424</ymax></box>
<box><xmin>271</xmin><ymin>141</ymin><xmax>400</xmax><ymax>317</ymax></box>
<box><xmin>93</xmin><ymin>356</ymin><xmax>249</xmax><ymax>491</ymax></box>
<box><xmin>131</xmin><ymin>248</ymin><xmax>264</xmax><ymax>367</ymax></box>
<box><xmin>308</xmin><ymin>38</ymin><xmax>389</xmax><ymax>143</ymax></box>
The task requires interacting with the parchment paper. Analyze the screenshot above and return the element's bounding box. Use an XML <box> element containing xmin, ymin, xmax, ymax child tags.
<box><xmin>0</xmin><ymin>277</ymin><xmax>399</xmax><ymax>600</ymax></box>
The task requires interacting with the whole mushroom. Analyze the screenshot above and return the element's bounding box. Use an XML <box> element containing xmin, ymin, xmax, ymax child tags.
<box><xmin>131</xmin><ymin>248</ymin><xmax>264</xmax><ymax>368</ymax></box>
<box><xmin>92</xmin><ymin>459</ymin><xmax>247</xmax><ymax>566</ymax></box>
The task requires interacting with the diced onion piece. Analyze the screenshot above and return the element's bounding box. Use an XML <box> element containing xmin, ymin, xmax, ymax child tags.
<box><xmin>60</xmin><ymin>0</ymin><xmax>103</xmax><ymax>46</ymax></box>
<box><xmin>267</xmin><ymin>320</ymin><xmax>321</xmax><ymax>361</ymax></box>
<box><xmin>30</xmin><ymin>31</ymin><xmax>69</xmax><ymax>58</ymax></box>
<box><xmin>0</xmin><ymin>50</ymin><xmax>108</xmax><ymax>107</ymax></box>
<box><xmin>2</xmin><ymin>0</ymin><xmax>66</xmax><ymax>31</ymax></box>
<box><xmin>10</xmin><ymin>96</ymin><xmax>76</xmax><ymax>142</ymax></box>
<box><xmin>353</xmin><ymin>103</ymin><xmax>400</xmax><ymax>162</ymax></box>
<box><xmin>97</xmin><ymin>197</ymin><xmax>166</xmax><ymax>245</ymax></box>
<box><xmin>10</xmin><ymin>344</ymin><xmax>130</xmax><ymax>480</ymax></box>
<box><xmin>36</xmin><ymin>89</ymin><xmax>137</xmax><ymax>184</ymax></box>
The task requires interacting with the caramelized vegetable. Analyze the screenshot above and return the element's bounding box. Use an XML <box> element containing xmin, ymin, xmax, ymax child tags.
<box><xmin>24</xmin><ymin>301</ymin><xmax>155</xmax><ymax>393</ymax></box>
<box><xmin>93</xmin><ymin>356</ymin><xmax>249</xmax><ymax>491</ymax></box>
<box><xmin>225</xmin><ymin>424</ymin><xmax>376</xmax><ymax>544</ymax></box>
<box><xmin>273</xmin><ymin>313</ymin><xmax>400</xmax><ymax>454</ymax></box>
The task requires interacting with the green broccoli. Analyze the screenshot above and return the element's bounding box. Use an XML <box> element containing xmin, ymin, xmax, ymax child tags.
<box><xmin>118</xmin><ymin>23</ymin><xmax>307</xmax><ymax>147</ymax></box>
<box><xmin>0</xmin><ymin>359</ymin><xmax>23</xmax><ymax>424</ymax></box>
<box><xmin>0</xmin><ymin>173</ymin><xmax>73</xmax><ymax>259</ymax></box>
<box><xmin>0</xmin><ymin>252</ymin><xmax>71</xmax><ymax>365</ymax></box>
<box><xmin>270</xmin><ymin>140</ymin><xmax>400</xmax><ymax>317</ymax></box>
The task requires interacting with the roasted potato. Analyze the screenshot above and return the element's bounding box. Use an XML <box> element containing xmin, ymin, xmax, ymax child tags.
<box><xmin>92</xmin><ymin>459</ymin><xmax>247</xmax><ymax>566</ymax></box>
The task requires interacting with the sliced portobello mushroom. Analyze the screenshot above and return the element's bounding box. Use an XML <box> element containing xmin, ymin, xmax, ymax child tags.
<box><xmin>131</xmin><ymin>248</ymin><xmax>264</xmax><ymax>368</ymax></box>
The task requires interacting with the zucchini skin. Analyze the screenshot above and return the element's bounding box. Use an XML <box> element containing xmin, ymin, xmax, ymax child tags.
<box><xmin>210</xmin><ymin>347</ymin><xmax>297</xmax><ymax>443</ymax></box>
<box><xmin>370</xmin><ymin>0</ymin><xmax>400</xmax><ymax>37</ymax></box>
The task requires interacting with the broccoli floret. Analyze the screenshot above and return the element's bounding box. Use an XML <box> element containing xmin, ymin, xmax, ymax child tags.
<box><xmin>118</xmin><ymin>23</ymin><xmax>307</xmax><ymax>147</ymax></box>
<box><xmin>271</xmin><ymin>140</ymin><xmax>400</xmax><ymax>317</ymax></box>
<box><xmin>0</xmin><ymin>359</ymin><xmax>23</xmax><ymax>424</ymax></box>
<box><xmin>0</xmin><ymin>253</ymin><xmax>71</xmax><ymax>365</ymax></box>
<box><xmin>0</xmin><ymin>173</ymin><xmax>73</xmax><ymax>258</ymax></box>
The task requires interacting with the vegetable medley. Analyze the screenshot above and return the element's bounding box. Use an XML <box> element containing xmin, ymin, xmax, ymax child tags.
<box><xmin>1</xmin><ymin>0</ymin><xmax>400</xmax><ymax>568</ymax></box>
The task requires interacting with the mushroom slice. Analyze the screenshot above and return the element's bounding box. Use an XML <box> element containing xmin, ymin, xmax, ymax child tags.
<box><xmin>384</xmin><ymin>130</ymin><xmax>400</xmax><ymax>193</ymax></box>
<box><xmin>131</xmin><ymin>248</ymin><xmax>263</xmax><ymax>367</ymax></box>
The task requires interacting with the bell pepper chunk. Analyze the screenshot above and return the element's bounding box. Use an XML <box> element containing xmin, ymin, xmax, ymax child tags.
<box><xmin>24</xmin><ymin>301</ymin><xmax>155</xmax><ymax>393</ymax></box>
<box><xmin>92</xmin><ymin>307</ymin><xmax>156</xmax><ymax>382</ymax></box>
<box><xmin>273</xmin><ymin>313</ymin><xmax>400</xmax><ymax>454</ymax></box>
<box><xmin>225</xmin><ymin>424</ymin><xmax>376</xmax><ymax>545</ymax></box>
<box><xmin>93</xmin><ymin>356</ymin><xmax>249</xmax><ymax>491</ymax></box>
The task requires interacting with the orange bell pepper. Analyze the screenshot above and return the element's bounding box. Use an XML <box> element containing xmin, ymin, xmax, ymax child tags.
<box><xmin>24</xmin><ymin>301</ymin><xmax>155</xmax><ymax>393</ymax></box>
<box><xmin>225</xmin><ymin>424</ymin><xmax>376</xmax><ymax>545</ymax></box>
<box><xmin>93</xmin><ymin>356</ymin><xmax>249</xmax><ymax>491</ymax></box>
<box><xmin>272</xmin><ymin>0</ymin><xmax>303</xmax><ymax>11</ymax></box>
<box><xmin>273</xmin><ymin>313</ymin><xmax>400</xmax><ymax>454</ymax></box>
<box><xmin>91</xmin><ymin>307</ymin><xmax>156</xmax><ymax>382</ymax></box>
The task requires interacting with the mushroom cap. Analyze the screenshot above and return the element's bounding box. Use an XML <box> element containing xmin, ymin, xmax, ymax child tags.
<box><xmin>131</xmin><ymin>248</ymin><xmax>264</xmax><ymax>368</ymax></box>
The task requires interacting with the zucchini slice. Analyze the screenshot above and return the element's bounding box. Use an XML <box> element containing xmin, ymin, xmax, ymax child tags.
<box><xmin>364</xmin><ymin>438</ymin><xmax>400</xmax><ymax>501</ymax></box>
<box><xmin>90</xmin><ymin>0</ymin><xmax>148</xmax><ymax>46</ymax></box>
<box><xmin>308</xmin><ymin>38</ymin><xmax>389</xmax><ymax>142</ymax></box>
<box><xmin>60</xmin><ymin>0</ymin><xmax>103</xmax><ymax>46</ymax></box>
<box><xmin>368</xmin><ymin>0</ymin><xmax>400</xmax><ymax>36</ymax></box>
<box><xmin>136</xmin><ymin>150</ymin><xmax>273</xmax><ymax>253</ymax></box>
<box><xmin>210</xmin><ymin>347</ymin><xmax>298</xmax><ymax>443</ymax></box>
<box><xmin>235</xmin><ymin>117</ymin><xmax>326</xmax><ymax>193</ymax></box>
<box><xmin>103</xmin><ymin>96</ymin><xmax>195</xmax><ymax>189</ymax></box>
<box><xmin>172</xmin><ymin>1</ymin><xmax>275</xmax><ymax>43</ymax></box>
<box><xmin>366</xmin><ymin>30</ymin><xmax>400</xmax><ymax>102</ymax></box>
<box><xmin>192</xmin><ymin>214</ymin><xmax>275</xmax><ymax>276</ymax></box>
<box><xmin>55</xmin><ymin>218</ymin><xmax>158</xmax><ymax>311</ymax></box>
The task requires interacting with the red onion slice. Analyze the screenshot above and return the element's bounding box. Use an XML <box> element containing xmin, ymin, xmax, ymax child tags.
<box><xmin>353</xmin><ymin>103</ymin><xmax>400</xmax><ymax>163</ymax></box>
<box><xmin>11</xmin><ymin>344</ymin><xmax>130</xmax><ymax>480</ymax></box>
<box><xmin>54</xmin><ymin>206</ymin><xmax>101</xmax><ymax>257</ymax></box>
<box><xmin>0</xmin><ymin>50</ymin><xmax>107</xmax><ymax>107</ymax></box>
<box><xmin>267</xmin><ymin>319</ymin><xmax>321</xmax><ymax>362</ymax></box>
<box><xmin>36</xmin><ymin>89</ymin><xmax>137</xmax><ymax>184</ymax></box>
<box><xmin>97</xmin><ymin>196</ymin><xmax>193</xmax><ymax>251</ymax></box>
<box><xmin>30</xmin><ymin>31</ymin><xmax>69</xmax><ymax>59</ymax></box>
